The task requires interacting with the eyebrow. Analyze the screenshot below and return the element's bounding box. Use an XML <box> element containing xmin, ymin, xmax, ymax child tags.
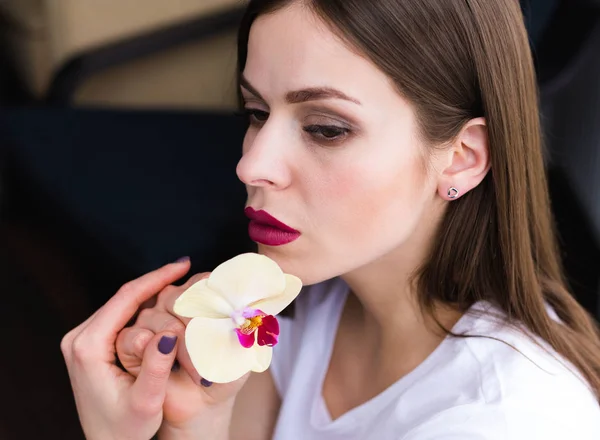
<box><xmin>240</xmin><ymin>75</ymin><xmax>362</xmax><ymax>106</ymax></box>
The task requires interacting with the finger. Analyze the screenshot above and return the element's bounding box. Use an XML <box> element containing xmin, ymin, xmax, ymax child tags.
<box><xmin>173</xmin><ymin>339</ymin><xmax>204</xmax><ymax>385</ymax></box>
<box><xmin>122</xmin><ymin>307</ymin><xmax>187</xmax><ymax>378</ymax></box>
<box><xmin>131</xmin><ymin>309</ymin><xmax>195</xmax><ymax>380</ymax></box>
<box><xmin>131</xmin><ymin>332</ymin><xmax>179</xmax><ymax>415</ymax></box>
<box><xmin>162</xmin><ymin>272</ymin><xmax>211</xmax><ymax>317</ymax></box>
<box><xmin>84</xmin><ymin>259</ymin><xmax>191</xmax><ymax>346</ymax></box>
<box><xmin>64</xmin><ymin>309</ymin><xmax>100</xmax><ymax>342</ymax></box>
<box><xmin>116</xmin><ymin>327</ymin><xmax>155</xmax><ymax>377</ymax></box>
<box><xmin>60</xmin><ymin>310</ymin><xmax>100</xmax><ymax>362</ymax></box>
<box><xmin>159</xmin><ymin>273</ymin><xmax>211</xmax><ymax>383</ymax></box>
<box><xmin>136</xmin><ymin>308</ymin><xmax>187</xmax><ymax>335</ymax></box>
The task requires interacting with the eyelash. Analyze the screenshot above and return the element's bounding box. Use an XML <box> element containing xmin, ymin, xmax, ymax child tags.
<box><xmin>240</xmin><ymin>109</ymin><xmax>351</xmax><ymax>143</ymax></box>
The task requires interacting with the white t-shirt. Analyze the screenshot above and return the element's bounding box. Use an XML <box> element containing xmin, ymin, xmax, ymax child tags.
<box><xmin>270</xmin><ymin>278</ymin><xmax>600</xmax><ymax>439</ymax></box>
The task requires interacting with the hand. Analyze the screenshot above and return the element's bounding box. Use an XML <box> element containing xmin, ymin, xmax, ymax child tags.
<box><xmin>61</xmin><ymin>260</ymin><xmax>190</xmax><ymax>440</ymax></box>
<box><xmin>115</xmin><ymin>269</ymin><xmax>250</xmax><ymax>437</ymax></box>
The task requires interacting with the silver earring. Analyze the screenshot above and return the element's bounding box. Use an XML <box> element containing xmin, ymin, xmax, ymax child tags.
<box><xmin>447</xmin><ymin>187</ymin><xmax>459</xmax><ymax>199</ymax></box>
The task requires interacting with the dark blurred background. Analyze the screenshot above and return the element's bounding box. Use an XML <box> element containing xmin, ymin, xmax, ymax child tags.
<box><xmin>0</xmin><ymin>0</ymin><xmax>598</xmax><ymax>438</ymax></box>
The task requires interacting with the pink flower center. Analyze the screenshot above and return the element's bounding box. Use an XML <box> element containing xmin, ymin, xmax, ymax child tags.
<box><xmin>235</xmin><ymin>309</ymin><xmax>280</xmax><ymax>349</ymax></box>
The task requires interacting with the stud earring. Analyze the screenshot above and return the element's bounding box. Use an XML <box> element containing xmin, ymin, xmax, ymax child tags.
<box><xmin>447</xmin><ymin>187</ymin><xmax>460</xmax><ymax>199</ymax></box>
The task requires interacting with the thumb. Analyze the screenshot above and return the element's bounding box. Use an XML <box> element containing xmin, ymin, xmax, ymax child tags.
<box><xmin>131</xmin><ymin>333</ymin><xmax>178</xmax><ymax>414</ymax></box>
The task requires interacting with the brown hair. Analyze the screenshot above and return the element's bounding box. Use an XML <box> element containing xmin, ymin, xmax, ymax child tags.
<box><xmin>237</xmin><ymin>0</ymin><xmax>600</xmax><ymax>398</ymax></box>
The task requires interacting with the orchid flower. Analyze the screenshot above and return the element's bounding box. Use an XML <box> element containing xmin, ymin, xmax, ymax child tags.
<box><xmin>173</xmin><ymin>253</ymin><xmax>303</xmax><ymax>383</ymax></box>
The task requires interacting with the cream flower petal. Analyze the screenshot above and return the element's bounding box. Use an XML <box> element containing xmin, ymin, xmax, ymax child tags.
<box><xmin>173</xmin><ymin>279</ymin><xmax>233</xmax><ymax>319</ymax></box>
<box><xmin>207</xmin><ymin>253</ymin><xmax>286</xmax><ymax>310</ymax></box>
<box><xmin>251</xmin><ymin>345</ymin><xmax>273</xmax><ymax>373</ymax></box>
<box><xmin>185</xmin><ymin>317</ymin><xmax>272</xmax><ymax>383</ymax></box>
<box><xmin>249</xmin><ymin>274</ymin><xmax>303</xmax><ymax>316</ymax></box>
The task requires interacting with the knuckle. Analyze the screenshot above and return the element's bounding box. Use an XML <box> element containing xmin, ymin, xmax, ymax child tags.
<box><xmin>132</xmin><ymin>331</ymin><xmax>152</xmax><ymax>354</ymax></box>
<box><xmin>147</xmin><ymin>363</ymin><xmax>171</xmax><ymax>381</ymax></box>
<box><xmin>118</xmin><ymin>280</ymin><xmax>135</xmax><ymax>296</ymax></box>
<box><xmin>161</xmin><ymin>318</ymin><xmax>185</xmax><ymax>334</ymax></box>
<box><xmin>60</xmin><ymin>332</ymin><xmax>74</xmax><ymax>356</ymax></box>
<box><xmin>71</xmin><ymin>335</ymin><xmax>94</xmax><ymax>362</ymax></box>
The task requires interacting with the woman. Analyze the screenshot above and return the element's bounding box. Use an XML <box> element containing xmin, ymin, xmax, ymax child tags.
<box><xmin>61</xmin><ymin>0</ymin><xmax>600</xmax><ymax>439</ymax></box>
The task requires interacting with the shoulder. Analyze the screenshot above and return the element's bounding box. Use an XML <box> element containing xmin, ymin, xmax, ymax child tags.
<box><xmin>459</xmin><ymin>302</ymin><xmax>596</xmax><ymax>406</ymax></box>
<box><xmin>400</xmin><ymin>400</ymin><xmax>600</xmax><ymax>440</ymax></box>
<box><xmin>400</xmin><ymin>396</ymin><xmax>600</xmax><ymax>440</ymax></box>
<box><xmin>400</xmin><ymin>302</ymin><xmax>600</xmax><ymax>439</ymax></box>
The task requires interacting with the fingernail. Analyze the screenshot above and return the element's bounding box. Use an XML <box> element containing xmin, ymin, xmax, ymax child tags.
<box><xmin>171</xmin><ymin>360</ymin><xmax>180</xmax><ymax>372</ymax></box>
<box><xmin>158</xmin><ymin>336</ymin><xmax>178</xmax><ymax>355</ymax></box>
<box><xmin>174</xmin><ymin>256</ymin><xmax>190</xmax><ymax>264</ymax></box>
<box><xmin>200</xmin><ymin>378</ymin><xmax>213</xmax><ymax>387</ymax></box>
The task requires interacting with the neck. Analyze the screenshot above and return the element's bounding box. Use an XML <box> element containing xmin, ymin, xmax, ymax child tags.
<box><xmin>323</xmin><ymin>205</ymin><xmax>463</xmax><ymax>418</ymax></box>
<box><xmin>342</xmin><ymin>247</ymin><xmax>448</xmax><ymax>344</ymax></box>
<box><xmin>339</xmin><ymin>250</ymin><xmax>462</xmax><ymax>386</ymax></box>
<box><xmin>339</xmin><ymin>208</ymin><xmax>461</xmax><ymax>366</ymax></box>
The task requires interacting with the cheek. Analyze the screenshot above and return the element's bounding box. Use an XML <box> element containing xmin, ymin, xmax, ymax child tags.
<box><xmin>315</xmin><ymin>151</ymin><xmax>430</xmax><ymax>243</ymax></box>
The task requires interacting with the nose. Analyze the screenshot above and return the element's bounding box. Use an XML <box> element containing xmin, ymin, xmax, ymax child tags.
<box><xmin>236</xmin><ymin>121</ymin><xmax>292</xmax><ymax>190</ymax></box>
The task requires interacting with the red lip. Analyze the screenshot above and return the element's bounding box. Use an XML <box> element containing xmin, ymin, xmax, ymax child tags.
<box><xmin>245</xmin><ymin>207</ymin><xmax>298</xmax><ymax>232</ymax></box>
<box><xmin>245</xmin><ymin>207</ymin><xmax>301</xmax><ymax>246</ymax></box>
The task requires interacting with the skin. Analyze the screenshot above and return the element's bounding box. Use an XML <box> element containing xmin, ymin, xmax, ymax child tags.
<box><xmin>63</xmin><ymin>3</ymin><xmax>491</xmax><ymax>439</ymax></box>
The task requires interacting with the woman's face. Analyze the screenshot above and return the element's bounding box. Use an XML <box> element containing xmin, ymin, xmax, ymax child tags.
<box><xmin>237</xmin><ymin>4</ymin><xmax>446</xmax><ymax>285</ymax></box>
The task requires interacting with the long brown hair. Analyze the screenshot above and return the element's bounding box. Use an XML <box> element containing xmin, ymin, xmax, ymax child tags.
<box><xmin>237</xmin><ymin>0</ymin><xmax>600</xmax><ymax>398</ymax></box>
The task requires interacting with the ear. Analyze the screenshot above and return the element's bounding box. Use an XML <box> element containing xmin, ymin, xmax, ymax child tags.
<box><xmin>437</xmin><ymin>117</ymin><xmax>490</xmax><ymax>201</ymax></box>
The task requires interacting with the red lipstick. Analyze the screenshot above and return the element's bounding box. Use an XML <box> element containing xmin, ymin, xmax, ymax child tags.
<box><xmin>244</xmin><ymin>207</ymin><xmax>301</xmax><ymax>246</ymax></box>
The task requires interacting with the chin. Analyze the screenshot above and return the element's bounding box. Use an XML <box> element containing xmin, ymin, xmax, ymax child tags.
<box><xmin>256</xmin><ymin>244</ymin><xmax>336</xmax><ymax>287</ymax></box>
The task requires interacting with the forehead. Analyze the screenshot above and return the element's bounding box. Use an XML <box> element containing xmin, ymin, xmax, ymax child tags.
<box><xmin>243</xmin><ymin>3</ymin><xmax>396</xmax><ymax>104</ymax></box>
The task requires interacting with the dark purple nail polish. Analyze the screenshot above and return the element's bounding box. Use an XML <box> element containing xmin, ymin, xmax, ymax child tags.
<box><xmin>175</xmin><ymin>256</ymin><xmax>190</xmax><ymax>264</ymax></box>
<box><xmin>200</xmin><ymin>378</ymin><xmax>213</xmax><ymax>387</ymax></box>
<box><xmin>158</xmin><ymin>336</ymin><xmax>178</xmax><ymax>355</ymax></box>
<box><xmin>171</xmin><ymin>360</ymin><xmax>181</xmax><ymax>372</ymax></box>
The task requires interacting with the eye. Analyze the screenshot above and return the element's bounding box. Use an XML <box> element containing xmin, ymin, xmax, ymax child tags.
<box><xmin>304</xmin><ymin>125</ymin><xmax>350</xmax><ymax>141</ymax></box>
<box><xmin>243</xmin><ymin>108</ymin><xmax>269</xmax><ymax>126</ymax></box>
